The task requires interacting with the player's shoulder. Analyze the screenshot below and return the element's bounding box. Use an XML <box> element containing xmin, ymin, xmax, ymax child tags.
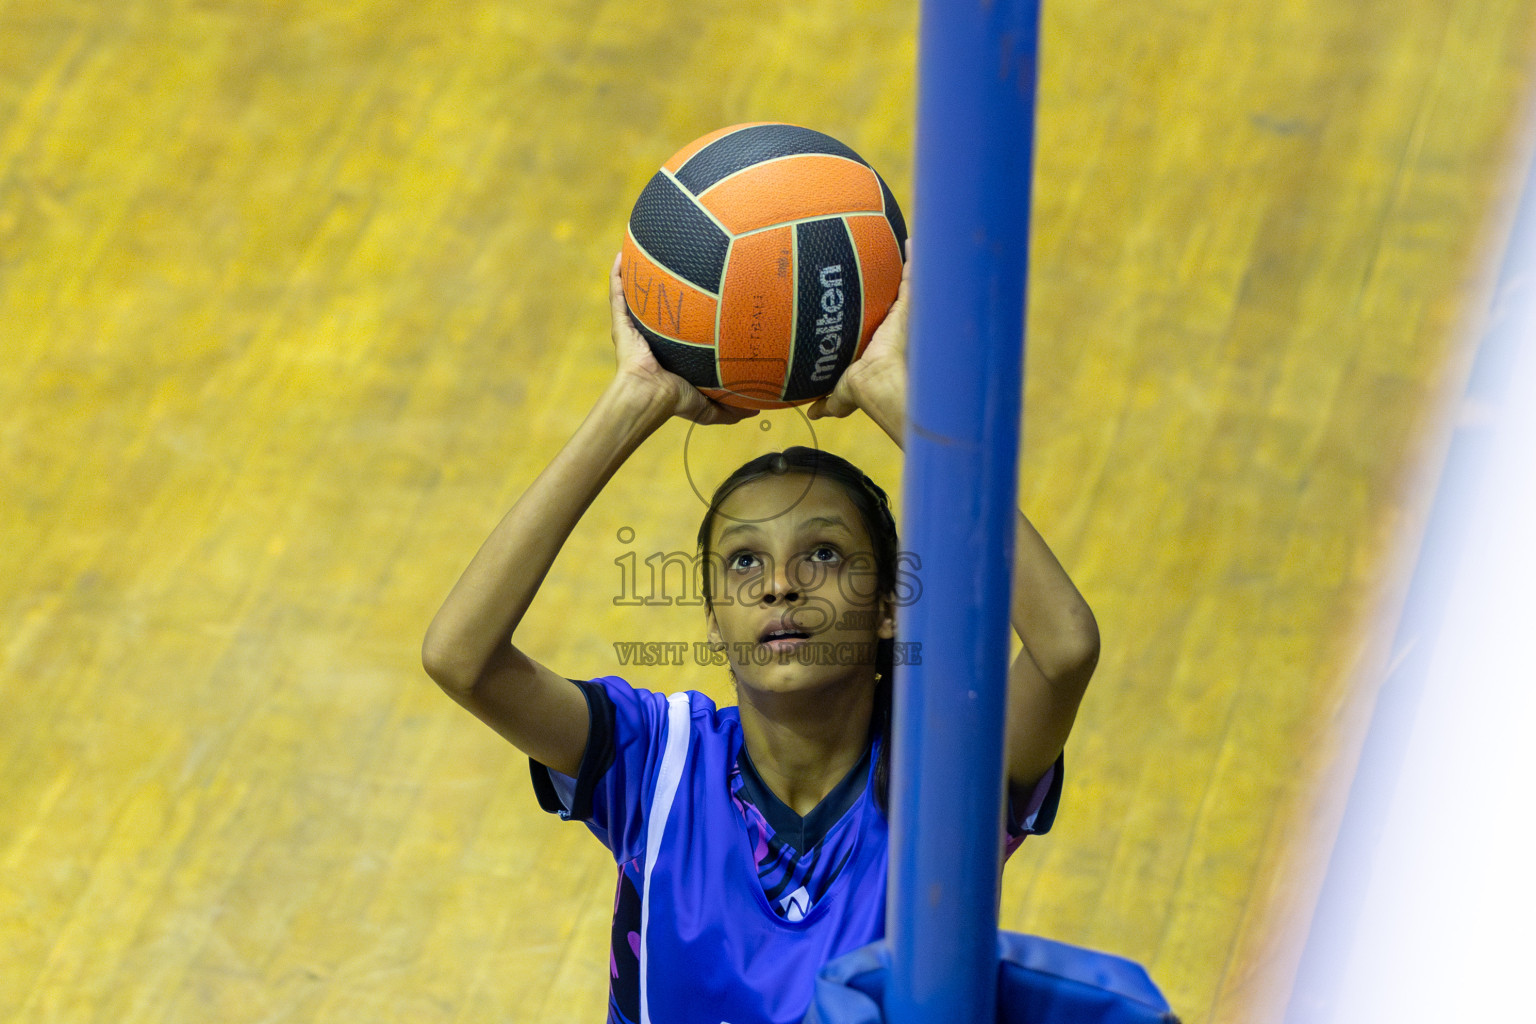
<box><xmin>583</xmin><ymin>676</ymin><xmax>736</xmax><ymax>732</ymax></box>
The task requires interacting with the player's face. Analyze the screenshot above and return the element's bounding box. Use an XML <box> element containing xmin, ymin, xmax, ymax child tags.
<box><xmin>705</xmin><ymin>473</ymin><xmax>894</xmax><ymax>697</ymax></box>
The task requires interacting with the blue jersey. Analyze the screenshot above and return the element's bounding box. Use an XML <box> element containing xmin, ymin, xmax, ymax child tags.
<box><xmin>531</xmin><ymin>676</ymin><xmax>1061</xmax><ymax>1024</ymax></box>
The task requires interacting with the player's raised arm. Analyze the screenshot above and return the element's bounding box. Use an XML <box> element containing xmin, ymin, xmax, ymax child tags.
<box><xmin>421</xmin><ymin>255</ymin><xmax>752</xmax><ymax>775</ymax></box>
<box><xmin>810</xmin><ymin>253</ymin><xmax>1097</xmax><ymax>791</ymax></box>
<box><xmin>1000</xmin><ymin>512</ymin><xmax>1099</xmax><ymax>790</ymax></box>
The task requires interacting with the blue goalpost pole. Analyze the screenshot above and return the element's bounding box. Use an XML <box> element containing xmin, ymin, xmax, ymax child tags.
<box><xmin>886</xmin><ymin>2</ymin><xmax>1043</xmax><ymax>1023</ymax></box>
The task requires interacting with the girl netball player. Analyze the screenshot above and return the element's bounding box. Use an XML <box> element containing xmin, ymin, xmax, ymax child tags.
<box><xmin>421</xmin><ymin>254</ymin><xmax>1099</xmax><ymax>1024</ymax></box>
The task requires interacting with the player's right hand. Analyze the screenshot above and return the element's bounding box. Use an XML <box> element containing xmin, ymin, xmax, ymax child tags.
<box><xmin>608</xmin><ymin>252</ymin><xmax>756</xmax><ymax>426</ymax></box>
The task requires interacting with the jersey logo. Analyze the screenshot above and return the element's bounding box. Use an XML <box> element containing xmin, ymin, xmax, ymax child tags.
<box><xmin>777</xmin><ymin>885</ymin><xmax>812</xmax><ymax>922</ymax></box>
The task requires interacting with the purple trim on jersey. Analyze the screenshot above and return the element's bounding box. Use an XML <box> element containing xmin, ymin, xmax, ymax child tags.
<box><xmin>1005</xmin><ymin>760</ymin><xmax>1064</xmax><ymax>859</ymax></box>
<box><xmin>529</xmin><ymin>676</ymin><xmax>1061</xmax><ymax>1024</ymax></box>
<box><xmin>731</xmin><ymin>742</ymin><xmax>872</xmax><ymax>920</ymax></box>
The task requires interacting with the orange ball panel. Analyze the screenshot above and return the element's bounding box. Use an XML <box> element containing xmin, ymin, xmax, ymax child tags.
<box><xmin>845</xmin><ymin>213</ymin><xmax>903</xmax><ymax>356</ymax></box>
<box><xmin>699</xmin><ymin>156</ymin><xmax>884</xmax><ymax>235</ymax></box>
<box><xmin>701</xmin><ymin>387</ymin><xmax>802</xmax><ymax>411</ymax></box>
<box><xmin>621</xmin><ymin>234</ymin><xmax>720</xmax><ymax>347</ymax></box>
<box><xmin>717</xmin><ymin>226</ymin><xmax>796</xmax><ymax>404</ymax></box>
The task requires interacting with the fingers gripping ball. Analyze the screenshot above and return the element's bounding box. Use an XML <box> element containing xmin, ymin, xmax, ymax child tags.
<box><xmin>621</xmin><ymin>123</ymin><xmax>908</xmax><ymax>410</ymax></box>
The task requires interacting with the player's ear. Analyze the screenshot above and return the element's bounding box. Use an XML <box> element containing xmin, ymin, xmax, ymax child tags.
<box><xmin>706</xmin><ymin>606</ymin><xmax>723</xmax><ymax>647</ymax></box>
<box><xmin>877</xmin><ymin>593</ymin><xmax>896</xmax><ymax>640</ymax></box>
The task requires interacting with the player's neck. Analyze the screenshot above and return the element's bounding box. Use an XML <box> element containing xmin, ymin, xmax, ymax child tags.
<box><xmin>736</xmin><ymin>681</ymin><xmax>875</xmax><ymax>817</ymax></box>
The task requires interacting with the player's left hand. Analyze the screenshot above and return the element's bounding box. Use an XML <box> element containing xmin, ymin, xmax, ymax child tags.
<box><xmin>809</xmin><ymin>244</ymin><xmax>909</xmax><ymax>422</ymax></box>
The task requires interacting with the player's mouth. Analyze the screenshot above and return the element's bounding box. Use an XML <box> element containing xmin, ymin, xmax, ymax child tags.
<box><xmin>759</xmin><ymin>619</ymin><xmax>813</xmax><ymax>650</ymax></box>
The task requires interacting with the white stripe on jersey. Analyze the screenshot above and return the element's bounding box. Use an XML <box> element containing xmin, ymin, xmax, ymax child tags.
<box><xmin>639</xmin><ymin>692</ymin><xmax>692</xmax><ymax>1024</ymax></box>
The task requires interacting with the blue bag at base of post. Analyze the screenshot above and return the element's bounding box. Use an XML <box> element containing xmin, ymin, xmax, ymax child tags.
<box><xmin>801</xmin><ymin>931</ymin><xmax>1181</xmax><ymax>1024</ymax></box>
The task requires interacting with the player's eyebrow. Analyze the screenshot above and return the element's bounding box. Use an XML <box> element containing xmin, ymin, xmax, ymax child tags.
<box><xmin>714</xmin><ymin>522</ymin><xmax>757</xmax><ymax>547</ymax></box>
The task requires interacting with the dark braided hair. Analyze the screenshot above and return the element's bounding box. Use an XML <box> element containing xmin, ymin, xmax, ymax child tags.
<box><xmin>697</xmin><ymin>446</ymin><xmax>898</xmax><ymax>813</ymax></box>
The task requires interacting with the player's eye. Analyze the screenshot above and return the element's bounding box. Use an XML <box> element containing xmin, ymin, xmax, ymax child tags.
<box><xmin>808</xmin><ymin>544</ymin><xmax>841</xmax><ymax>564</ymax></box>
<box><xmin>728</xmin><ymin>551</ymin><xmax>761</xmax><ymax>572</ymax></box>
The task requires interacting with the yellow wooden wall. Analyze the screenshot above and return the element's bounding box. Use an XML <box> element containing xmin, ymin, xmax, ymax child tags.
<box><xmin>3</xmin><ymin>1</ymin><xmax>1533</xmax><ymax>1021</ymax></box>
